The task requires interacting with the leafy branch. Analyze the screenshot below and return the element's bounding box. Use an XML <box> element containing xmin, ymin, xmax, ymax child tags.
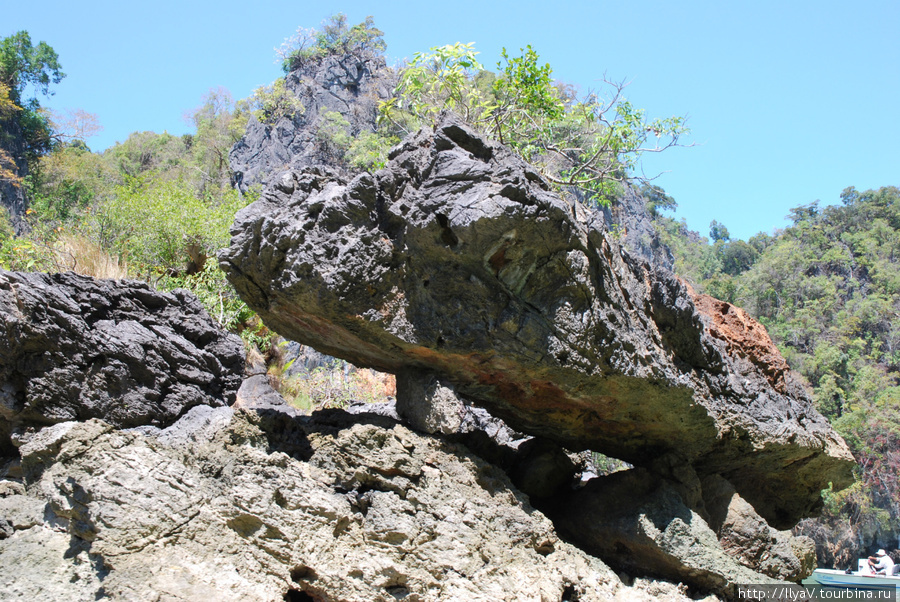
<box><xmin>380</xmin><ymin>43</ymin><xmax>690</xmax><ymax>206</ymax></box>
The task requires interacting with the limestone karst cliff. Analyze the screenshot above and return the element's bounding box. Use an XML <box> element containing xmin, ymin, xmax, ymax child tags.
<box><xmin>0</xmin><ymin>40</ymin><xmax>859</xmax><ymax>600</ymax></box>
<box><xmin>0</xmin><ymin>116</ymin><xmax>28</xmax><ymax>233</ymax></box>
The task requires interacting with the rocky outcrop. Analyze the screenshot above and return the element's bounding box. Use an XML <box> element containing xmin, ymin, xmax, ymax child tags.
<box><xmin>229</xmin><ymin>52</ymin><xmax>395</xmax><ymax>193</ymax></box>
<box><xmin>0</xmin><ymin>116</ymin><xmax>28</xmax><ymax>233</ymax></box>
<box><xmin>220</xmin><ymin>115</ymin><xmax>854</xmax><ymax>529</ymax></box>
<box><xmin>0</xmin><ymin>270</ymin><xmax>245</xmax><ymax>458</ymax></box>
<box><xmin>547</xmin><ymin>468</ymin><xmax>778</xmax><ymax>596</ymax></box>
<box><xmin>701</xmin><ymin>475</ymin><xmax>817</xmax><ymax>581</ymax></box>
<box><xmin>0</xmin><ymin>406</ymin><xmax>715</xmax><ymax>601</ymax></box>
<box><xmin>596</xmin><ymin>183</ymin><xmax>676</xmax><ymax>271</ymax></box>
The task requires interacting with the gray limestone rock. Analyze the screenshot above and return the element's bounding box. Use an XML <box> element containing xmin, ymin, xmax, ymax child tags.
<box><xmin>0</xmin><ymin>270</ymin><xmax>245</xmax><ymax>456</ymax></box>
<box><xmin>220</xmin><ymin>115</ymin><xmax>853</xmax><ymax>528</ymax></box>
<box><xmin>395</xmin><ymin>370</ymin><xmax>464</xmax><ymax>435</ymax></box>
<box><xmin>0</xmin><ymin>412</ymin><xmax>716</xmax><ymax>602</ymax></box>
<box><xmin>229</xmin><ymin>52</ymin><xmax>396</xmax><ymax>193</ymax></box>
<box><xmin>547</xmin><ymin>468</ymin><xmax>778</xmax><ymax>596</ymax></box>
<box><xmin>0</xmin><ymin>117</ymin><xmax>28</xmax><ymax>234</ymax></box>
<box><xmin>702</xmin><ymin>474</ymin><xmax>817</xmax><ymax>581</ymax></box>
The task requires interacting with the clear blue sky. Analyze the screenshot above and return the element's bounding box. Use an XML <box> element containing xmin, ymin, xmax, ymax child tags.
<box><xmin>5</xmin><ymin>0</ymin><xmax>898</xmax><ymax>241</ymax></box>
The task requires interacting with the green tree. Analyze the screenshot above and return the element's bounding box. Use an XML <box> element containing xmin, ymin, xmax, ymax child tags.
<box><xmin>186</xmin><ymin>87</ymin><xmax>248</xmax><ymax>193</ymax></box>
<box><xmin>277</xmin><ymin>14</ymin><xmax>385</xmax><ymax>72</ymax></box>
<box><xmin>0</xmin><ymin>31</ymin><xmax>65</xmax><ymax>166</ymax></box>
<box><xmin>709</xmin><ymin>220</ymin><xmax>730</xmax><ymax>243</ymax></box>
<box><xmin>382</xmin><ymin>42</ymin><xmax>689</xmax><ymax>206</ymax></box>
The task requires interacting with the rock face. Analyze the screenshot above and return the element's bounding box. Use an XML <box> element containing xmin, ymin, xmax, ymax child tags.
<box><xmin>221</xmin><ymin>116</ymin><xmax>854</xmax><ymax>528</ymax></box>
<box><xmin>547</xmin><ymin>468</ymin><xmax>778</xmax><ymax>596</ymax></box>
<box><xmin>229</xmin><ymin>52</ymin><xmax>395</xmax><ymax>194</ymax></box>
<box><xmin>0</xmin><ymin>407</ymin><xmax>709</xmax><ymax>602</ymax></box>
<box><xmin>596</xmin><ymin>183</ymin><xmax>676</xmax><ymax>271</ymax></box>
<box><xmin>0</xmin><ymin>117</ymin><xmax>28</xmax><ymax>233</ymax></box>
<box><xmin>0</xmin><ymin>270</ymin><xmax>245</xmax><ymax>457</ymax></box>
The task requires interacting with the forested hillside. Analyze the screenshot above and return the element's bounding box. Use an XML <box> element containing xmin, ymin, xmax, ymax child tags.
<box><xmin>653</xmin><ymin>187</ymin><xmax>900</xmax><ymax>563</ymax></box>
<box><xmin>1</xmin><ymin>15</ymin><xmax>897</xmax><ymax>569</ymax></box>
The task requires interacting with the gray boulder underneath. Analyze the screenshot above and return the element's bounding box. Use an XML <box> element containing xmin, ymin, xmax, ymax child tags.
<box><xmin>547</xmin><ymin>468</ymin><xmax>780</xmax><ymax>597</ymax></box>
<box><xmin>0</xmin><ymin>409</ymin><xmax>721</xmax><ymax>602</ymax></box>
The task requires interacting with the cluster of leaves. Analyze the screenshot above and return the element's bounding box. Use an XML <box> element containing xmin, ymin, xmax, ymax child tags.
<box><xmin>2</xmin><ymin>81</ymin><xmax>256</xmax><ymax>331</ymax></box>
<box><xmin>653</xmin><ymin>185</ymin><xmax>900</xmax><ymax>558</ymax></box>
<box><xmin>277</xmin><ymin>14</ymin><xmax>385</xmax><ymax>73</ymax></box>
<box><xmin>380</xmin><ymin>42</ymin><xmax>688</xmax><ymax>206</ymax></box>
<box><xmin>239</xmin><ymin>78</ymin><xmax>304</xmax><ymax>126</ymax></box>
<box><xmin>0</xmin><ymin>31</ymin><xmax>64</xmax><ymax>170</ymax></box>
<box><xmin>315</xmin><ymin>109</ymin><xmax>398</xmax><ymax>171</ymax></box>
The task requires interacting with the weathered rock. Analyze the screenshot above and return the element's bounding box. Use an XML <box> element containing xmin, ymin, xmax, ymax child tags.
<box><xmin>596</xmin><ymin>183</ymin><xmax>676</xmax><ymax>271</ymax></box>
<box><xmin>0</xmin><ymin>270</ymin><xmax>245</xmax><ymax>456</ymax></box>
<box><xmin>220</xmin><ymin>115</ymin><xmax>854</xmax><ymax>527</ymax></box>
<box><xmin>230</xmin><ymin>52</ymin><xmax>395</xmax><ymax>193</ymax></box>
<box><xmin>509</xmin><ymin>437</ymin><xmax>577</xmax><ymax>499</ymax></box>
<box><xmin>0</xmin><ymin>116</ymin><xmax>28</xmax><ymax>234</ymax></box>
<box><xmin>234</xmin><ymin>373</ymin><xmax>303</xmax><ymax>417</ymax></box>
<box><xmin>396</xmin><ymin>369</ymin><xmax>465</xmax><ymax>435</ymax></box>
<box><xmin>547</xmin><ymin>468</ymin><xmax>778</xmax><ymax>596</ymax></box>
<box><xmin>702</xmin><ymin>475</ymin><xmax>817</xmax><ymax>581</ymax></box>
<box><xmin>0</xmin><ymin>410</ymin><xmax>716</xmax><ymax>602</ymax></box>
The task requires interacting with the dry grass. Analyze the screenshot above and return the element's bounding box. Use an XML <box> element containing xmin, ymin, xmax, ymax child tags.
<box><xmin>55</xmin><ymin>233</ymin><xmax>128</xmax><ymax>279</ymax></box>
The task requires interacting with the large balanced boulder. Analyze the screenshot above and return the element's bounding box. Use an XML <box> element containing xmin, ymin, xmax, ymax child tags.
<box><xmin>0</xmin><ymin>270</ymin><xmax>245</xmax><ymax>456</ymax></box>
<box><xmin>220</xmin><ymin>116</ymin><xmax>854</xmax><ymax>528</ymax></box>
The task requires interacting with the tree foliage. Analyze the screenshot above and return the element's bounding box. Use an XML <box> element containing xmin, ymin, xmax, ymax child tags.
<box><xmin>277</xmin><ymin>14</ymin><xmax>385</xmax><ymax>72</ymax></box>
<box><xmin>0</xmin><ymin>31</ymin><xmax>65</xmax><ymax>167</ymax></box>
<box><xmin>381</xmin><ymin>42</ymin><xmax>688</xmax><ymax>206</ymax></box>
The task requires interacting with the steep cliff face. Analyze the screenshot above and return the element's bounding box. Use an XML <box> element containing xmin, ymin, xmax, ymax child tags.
<box><xmin>229</xmin><ymin>52</ymin><xmax>395</xmax><ymax>193</ymax></box>
<box><xmin>0</xmin><ymin>116</ymin><xmax>28</xmax><ymax>233</ymax></box>
<box><xmin>221</xmin><ymin>116</ymin><xmax>854</xmax><ymax>529</ymax></box>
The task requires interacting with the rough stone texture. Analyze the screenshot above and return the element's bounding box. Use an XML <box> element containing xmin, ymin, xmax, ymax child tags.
<box><xmin>702</xmin><ymin>474</ymin><xmax>817</xmax><ymax>581</ymax></box>
<box><xmin>229</xmin><ymin>52</ymin><xmax>396</xmax><ymax>193</ymax></box>
<box><xmin>0</xmin><ymin>116</ymin><xmax>28</xmax><ymax>234</ymax></box>
<box><xmin>509</xmin><ymin>437</ymin><xmax>577</xmax><ymax>499</ymax></box>
<box><xmin>0</xmin><ymin>410</ymin><xmax>716</xmax><ymax>602</ymax></box>
<box><xmin>597</xmin><ymin>183</ymin><xmax>676</xmax><ymax>271</ymax></box>
<box><xmin>234</xmin><ymin>373</ymin><xmax>303</xmax><ymax>417</ymax></box>
<box><xmin>396</xmin><ymin>370</ymin><xmax>465</xmax><ymax>435</ymax></box>
<box><xmin>220</xmin><ymin>115</ymin><xmax>854</xmax><ymax>528</ymax></box>
<box><xmin>0</xmin><ymin>270</ymin><xmax>245</xmax><ymax>456</ymax></box>
<box><xmin>547</xmin><ymin>468</ymin><xmax>779</xmax><ymax>597</ymax></box>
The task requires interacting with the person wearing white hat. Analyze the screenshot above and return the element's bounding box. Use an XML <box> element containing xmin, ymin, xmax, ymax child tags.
<box><xmin>867</xmin><ymin>549</ymin><xmax>895</xmax><ymax>575</ymax></box>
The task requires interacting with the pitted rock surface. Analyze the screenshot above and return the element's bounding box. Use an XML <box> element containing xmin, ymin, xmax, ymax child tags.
<box><xmin>0</xmin><ymin>270</ymin><xmax>244</xmax><ymax>455</ymax></box>
<box><xmin>220</xmin><ymin>116</ymin><xmax>853</xmax><ymax>528</ymax></box>
<box><xmin>0</xmin><ymin>411</ymin><xmax>711</xmax><ymax>602</ymax></box>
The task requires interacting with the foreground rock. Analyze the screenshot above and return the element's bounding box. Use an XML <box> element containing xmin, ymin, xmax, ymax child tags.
<box><xmin>221</xmin><ymin>116</ymin><xmax>854</xmax><ymax>528</ymax></box>
<box><xmin>0</xmin><ymin>270</ymin><xmax>244</xmax><ymax>457</ymax></box>
<box><xmin>0</xmin><ymin>407</ymin><xmax>714</xmax><ymax>601</ymax></box>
